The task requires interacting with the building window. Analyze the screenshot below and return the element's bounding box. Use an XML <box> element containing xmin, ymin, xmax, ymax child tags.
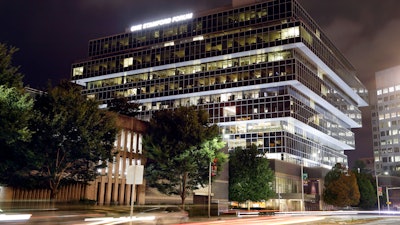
<box><xmin>73</xmin><ymin>66</ymin><xmax>84</xmax><ymax>76</ymax></box>
<box><xmin>123</xmin><ymin>57</ymin><xmax>133</xmax><ymax>68</ymax></box>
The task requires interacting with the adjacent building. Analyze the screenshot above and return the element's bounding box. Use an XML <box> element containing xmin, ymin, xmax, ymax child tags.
<box><xmin>372</xmin><ymin>65</ymin><xmax>400</xmax><ymax>175</ymax></box>
<box><xmin>71</xmin><ymin>0</ymin><xmax>368</xmax><ymax>210</ymax></box>
<box><xmin>371</xmin><ymin>66</ymin><xmax>400</xmax><ymax>209</ymax></box>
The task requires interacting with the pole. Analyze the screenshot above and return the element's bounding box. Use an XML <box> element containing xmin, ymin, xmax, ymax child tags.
<box><xmin>130</xmin><ymin>164</ymin><xmax>136</xmax><ymax>225</ymax></box>
<box><xmin>301</xmin><ymin>163</ymin><xmax>304</xmax><ymax>212</ymax></box>
<box><xmin>278</xmin><ymin>184</ymin><xmax>281</xmax><ymax>212</ymax></box>
<box><xmin>386</xmin><ymin>187</ymin><xmax>390</xmax><ymax>211</ymax></box>
<box><xmin>375</xmin><ymin>172</ymin><xmax>380</xmax><ymax>212</ymax></box>
<box><xmin>208</xmin><ymin>161</ymin><xmax>211</xmax><ymax>218</ymax></box>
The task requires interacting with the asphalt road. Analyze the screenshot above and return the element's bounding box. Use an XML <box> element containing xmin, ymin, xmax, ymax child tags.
<box><xmin>2</xmin><ymin>208</ymin><xmax>400</xmax><ymax>225</ymax></box>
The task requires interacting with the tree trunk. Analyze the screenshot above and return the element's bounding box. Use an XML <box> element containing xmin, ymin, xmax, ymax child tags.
<box><xmin>50</xmin><ymin>187</ymin><xmax>58</xmax><ymax>200</ymax></box>
<box><xmin>180</xmin><ymin>172</ymin><xmax>188</xmax><ymax>208</ymax></box>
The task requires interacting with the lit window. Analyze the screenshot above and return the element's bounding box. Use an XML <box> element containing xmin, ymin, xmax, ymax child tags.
<box><xmin>87</xmin><ymin>94</ymin><xmax>95</xmax><ymax>100</ymax></box>
<box><xmin>281</xmin><ymin>26</ymin><xmax>300</xmax><ymax>39</ymax></box>
<box><xmin>123</xmin><ymin>57</ymin><xmax>133</xmax><ymax>68</ymax></box>
<box><xmin>164</xmin><ymin>41</ymin><xmax>175</xmax><ymax>47</ymax></box>
<box><xmin>193</xmin><ymin>36</ymin><xmax>204</xmax><ymax>41</ymax></box>
<box><xmin>73</xmin><ymin>66</ymin><xmax>84</xmax><ymax>76</ymax></box>
<box><xmin>223</xmin><ymin>106</ymin><xmax>236</xmax><ymax>117</ymax></box>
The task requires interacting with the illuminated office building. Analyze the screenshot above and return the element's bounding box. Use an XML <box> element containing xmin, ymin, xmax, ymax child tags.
<box><xmin>71</xmin><ymin>0</ymin><xmax>368</xmax><ymax>209</ymax></box>
<box><xmin>372</xmin><ymin>66</ymin><xmax>400</xmax><ymax>175</ymax></box>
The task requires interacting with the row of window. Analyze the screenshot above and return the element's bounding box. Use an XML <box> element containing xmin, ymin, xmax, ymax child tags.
<box><xmin>85</xmin><ymin>50</ymin><xmax>294</xmax><ymax>90</ymax></box>
<box><xmin>223</xmin><ymin>126</ymin><xmax>347</xmax><ymax>168</ymax></box>
<box><xmin>72</xmin><ymin>24</ymin><xmax>301</xmax><ymax>78</ymax></box>
<box><xmin>88</xmin><ymin>0</ymin><xmax>293</xmax><ymax>57</ymax></box>
<box><xmin>377</xmin><ymin>85</ymin><xmax>400</xmax><ymax>96</ymax></box>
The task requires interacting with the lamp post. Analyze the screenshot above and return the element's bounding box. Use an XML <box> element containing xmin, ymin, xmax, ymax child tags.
<box><xmin>208</xmin><ymin>161</ymin><xmax>211</xmax><ymax>218</ymax></box>
<box><xmin>301</xmin><ymin>162</ymin><xmax>305</xmax><ymax>212</ymax></box>
<box><xmin>375</xmin><ymin>172</ymin><xmax>381</xmax><ymax>212</ymax></box>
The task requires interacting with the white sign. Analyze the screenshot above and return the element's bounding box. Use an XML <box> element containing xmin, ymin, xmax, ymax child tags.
<box><xmin>130</xmin><ymin>13</ymin><xmax>193</xmax><ymax>32</ymax></box>
<box><xmin>126</xmin><ymin>165</ymin><xmax>144</xmax><ymax>185</ymax></box>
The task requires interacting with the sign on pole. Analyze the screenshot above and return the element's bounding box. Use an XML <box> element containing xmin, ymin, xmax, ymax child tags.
<box><xmin>126</xmin><ymin>165</ymin><xmax>144</xmax><ymax>185</ymax></box>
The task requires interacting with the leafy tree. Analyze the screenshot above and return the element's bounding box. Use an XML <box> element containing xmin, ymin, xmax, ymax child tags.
<box><xmin>229</xmin><ymin>145</ymin><xmax>275</xmax><ymax>203</ymax></box>
<box><xmin>354</xmin><ymin>171</ymin><xmax>376</xmax><ymax>209</ymax></box>
<box><xmin>108</xmin><ymin>96</ymin><xmax>141</xmax><ymax>117</ymax></box>
<box><xmin>0</xmin><ymin>86</ymin><xmax>34</xmax><ymax>185</ymax></box>
<box><xmin>0</xmin><ymin>43</ymin><xmax>34</xmax><ymax>185</ymax></box>
<box><xmin>143</xmin><ymin>106</ymin><xmax>227</xmax><ymax>206</ymax></box>
<box><xmin>323</xmin><ymin>163</ymin><xmax>360</xmax><ymax>207</ymax></box>
<box><xmin>25</xmin><ymin>81</ymin><xmax>118</xmax><ymax>199</ymax></box>
<box><xmin>0</xmin><ymin>43</ymin><xmax>24</xmax><ymax>89</ymax></box>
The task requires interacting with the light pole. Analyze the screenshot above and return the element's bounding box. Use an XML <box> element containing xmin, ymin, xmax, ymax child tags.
<box><xmin>301</xmin><ymin>162</ymin><xmax>305</xmax><ymax>212</ymax></box>
<box><xmin>375</xmin><ymin>172</ymin><xmax>381</xmax><ymax>212</ymax></box>
<box><xmin>208</xmin><ymin>161</ymin><xmax>211</xmax><ymax>218</ymax></box>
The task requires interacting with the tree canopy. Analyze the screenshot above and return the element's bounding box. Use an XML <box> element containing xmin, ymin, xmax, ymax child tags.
<box><xmin>143</xmin><ymin>106</ymin><xmax>227</xmax><ymax>206</ymax></box>
<box><xmin>0</xmin><ymin>86</ymin><xmax>34</xmax><ymax>184</ymax></box>
<box><xmin>25</xmin><ymin>81</ymin><xmax>118</xmax><ymax>198</ymax></box>
<box><xmin>323</xmin><ymin>163</ymin><xmax>360</xmax><ymax>207</ymax></box>
<box><xmin>108</xmin><ymin>96</ymin><xmax>141</xmax><ymax>117</ymax></box>
<box><xmin>0</xmin><ymin>43</ymin><xmax>34</xmax><ymax>185</ymax></box>
<box><xmin>354</xmin><ymin>171</ymin><xmax>376</xmax><ymax>209</ymax></box>
<box><xmin>0</xmin><ymin>43</ymin><xmax>24</xmax><ymax>89</ymax></box>
<box><xmin>229</xmin><ymin>145</ymin><xmax>275</xmax><ymax>203</ymax></box>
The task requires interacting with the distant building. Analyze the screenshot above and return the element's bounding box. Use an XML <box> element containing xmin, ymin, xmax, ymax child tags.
<box><xmin>71</xmin><ymin>0</ymin><xmax>368</xmax><ymax>210</ymax></box>
<box><xmin>371</xmin><ymin>65</ymin><xmax>400</xmax><ymax>209</ymax></box>
<box><xmin>372</xmin><ymin>65</ymin><xmax>400</xmax><ymax>175</ymax></box>
<box><xmin>24</xmin><ymin>86</ymin><xmax>45</xmax><ymax>97</ymax></box>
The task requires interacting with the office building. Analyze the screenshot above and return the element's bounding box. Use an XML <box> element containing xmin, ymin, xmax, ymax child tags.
<box><xmin>372</xmin><ymin>66</ymin><xmax>400</xmax><ymax>175</ymax></box>
<box><xmin>371</xmin><ymin>66</ymin><xmax>400</xmax><ymax>209</ymax></box>
<box><xmin>71</xmin><ymin>0</ymin><xmax>368</xmax><ymax>210</ymax></box>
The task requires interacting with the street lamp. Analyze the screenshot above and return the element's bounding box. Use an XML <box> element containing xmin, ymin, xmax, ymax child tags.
<box><xmin>375</xmin><ymin>170</ymin><xmax>389</xmax><ymax>213</ymax></box>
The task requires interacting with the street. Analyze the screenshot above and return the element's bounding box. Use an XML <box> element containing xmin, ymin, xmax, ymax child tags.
<box><xmin>3</xmin><ymin>209</ymin><xmax>400</xmax><ymax>225</ymax></box>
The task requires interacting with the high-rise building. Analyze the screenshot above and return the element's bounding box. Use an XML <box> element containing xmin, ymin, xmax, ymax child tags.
<box><xmin>371</xmin><ymin>66</ymin><xmax>400</xmax><ymax>208</ymax></box>
<box><xmin>71</xmin><ymin>0</ymin><xmax>368</xmax><ymax>210</ymax></box>
<box><xmin>372</xmin><ymin>65</ymin><xmax>400</xmax><ymax>175</ymax></box>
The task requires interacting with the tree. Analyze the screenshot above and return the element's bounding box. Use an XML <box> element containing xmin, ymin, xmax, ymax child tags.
<box><xmin>143</xmin><ymin>106</ymin><xmax>227</xmax><ymax>206</ymax></box>
<box><xmin>0</xmin><ymin>43</ymin><xmax>24</xmax><ymax>89</ymax></box>
<box><xmin>0</xmin><ymin>86</ymin><xmax>34</xmax><ymax>185</ymax></box>
<box><xmin>323</xmin><ymin>163</ymin><xmax>360</xmax><ymax>207</ymax></box>
<box><xmin>108</xmin><ymin>96</ymin><xmax>141</xmax><ymax>117</ymax></box>
<box><xmin>0</xmin><ymin>43</ymin><xmax>34</xmax><ymax>185</ymax></box>
<box><xmin>355</xmin><ymin>171</ymin><xmax>376</xmax><ymax>209</ymax></box>
<box><xmin>229</xmin><ymin>145</ymin><xmax>275</xmax><ymax>203</ymax></box>
<box><xmin>25</xmin><ymin>81</ymin><xmax>118</xmax><ymax>199</ymax></box>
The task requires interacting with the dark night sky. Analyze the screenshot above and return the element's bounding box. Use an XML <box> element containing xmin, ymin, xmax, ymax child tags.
<box><xmin>1</xmin><ymin>0</ymin><xmax>400</xmax><ymax>166</ymax></box>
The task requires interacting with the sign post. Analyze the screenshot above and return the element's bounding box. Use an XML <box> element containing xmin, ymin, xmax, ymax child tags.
<box><xmin>127</xmin><ymin>164</ymin><xmax>144</xmax><ymax>225</ymax></box>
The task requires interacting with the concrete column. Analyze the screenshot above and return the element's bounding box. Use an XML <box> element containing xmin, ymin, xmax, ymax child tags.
<box><xmin>137</xmin><ymin>180</ymin><xmax>146</xmax><ymax>205</ymax></box>
<box><xmin>98</xmin><ymin>177</ymin><xmax>106</xmax><ymax>205</ymax></box>
<box><xmin>126</xmin><ymin>184</ymin><xmax>132</xmax><ymax>206</ymax></box>
<box><xmin>119</xmin><ymin>180</ymin><xmax>126</xmax><ymax>205</ymax></box>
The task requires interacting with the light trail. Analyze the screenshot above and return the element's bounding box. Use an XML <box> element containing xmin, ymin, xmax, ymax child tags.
<box><xmin>180</xmin><ymin>215</ymin><xmax>325</xmax><ymax>225</ymax></box>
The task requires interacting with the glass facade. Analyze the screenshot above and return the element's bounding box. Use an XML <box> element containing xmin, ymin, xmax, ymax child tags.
<box><xmin>372</xmin><ymin>65</ymin><xmax>400</xmax><ymax>176</ymax></box>
<box><xmin>71</xmin><ymin>0</ymin><xmax>367</xmax><ymax>203</ymax></box>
